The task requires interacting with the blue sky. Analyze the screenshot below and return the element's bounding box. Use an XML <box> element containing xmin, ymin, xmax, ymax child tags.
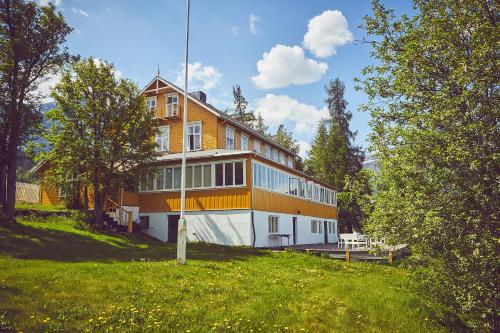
<box><xmin>40</xmin><ymin>0</ymin><xmax>414</xmax><ymax>158</ymax></box>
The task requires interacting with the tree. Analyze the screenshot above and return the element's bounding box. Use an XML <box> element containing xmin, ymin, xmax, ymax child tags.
<box><xmin>228</xmin><ymin>84</ymin><xmax>255</xmax><ymax>128</ymax></box>
<box><xmin>0</xmin><ymin>0</ymin><xmax>71</xmax><ymax>221</ymax></box>
<box><xmin>336</xmin><ymin>169</ymin><xmax>374</xmax><ymax>232</ymax></box>
<box><xmin>42</xmin><ymin>58</ymin><xmax>158</xmax><ymax>224</ymax></box>
<box><xmin>305</xmin><ymin>79</ymin><xmax>364</xmax><ymax>231</ymax></box>
<box><xmin>359</xmin><ymin>1</ymin><xmax>498</xmax><ymax>329</ymax></box>
<box><xmin>254</xmin><ymin>113</ymin><xmax>269</xmax><ymax>136</ymax></box>
<box><xmin>272</xmin><ymin>124</ymin><xmax>303</xmax><ymax>170</ymax></box>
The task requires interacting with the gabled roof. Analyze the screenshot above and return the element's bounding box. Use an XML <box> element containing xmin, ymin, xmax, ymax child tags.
<box><xmin>141</xmin><ymin>76</ymin><xmax>299</xmax><ymax>158</ymax></box>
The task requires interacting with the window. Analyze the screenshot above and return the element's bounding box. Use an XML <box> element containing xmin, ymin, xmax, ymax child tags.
<box><xmin>311</xmin><ymin>220</ymin><xmax>318</xmax><ymax>233</ymax></box>
<box><xmin>265</xmin><ymin>145</ymin><xmax>271</xmax><ymax>159</ymax></box>
<box><xmin>241</xmin><ymin>134</ymin><xmax>249</xmax><ymax>151</ymax></box>
<box><xmin>328</xmin><ymin>221</ymin><xmax>333</xmax><ymax>234</ymax></box>
<box><xmin>253</xmin><ymin>140</ymin><xmax>261</xmax><ymax>154</ymax></box>
<box><xmin>173</xmin><ymin>167</ymin><xmax>182</xmax><ymax>189</ymax></box>
<box><xmin>203</xmin><ymin>164</ymin><xmax>212</xmax><ymax>187</ymax></box>
<box><xmin>288</xmin><ymin>177</ymin><xmax>298</xmax><ymax>196</ymax></box>
<box><xmin>186</xmin><ymin>166</ymin><xmax>193</xmax><ymax>188</ymax></box>
<box><xmin>287</xmin><ymin>158</ymin><xmax>293</xmax><ymax>169</ymax></box>
<box><xmin>279</xmin><ymin>152</ymin><xmax>285</xmax><ymax>164</ymax></box>
<box><xmin>194</xmin><ymin>165</ymin><xmax>202</xmax><ymax>188</ymax></box>
<box><xmin>165</xmin><ymin>168</ymin><xmax>173</xmax><ymax>189</ymax></box>
<box><xmin>146</xmin><ymin>96</ymin><xmax>157</xmax><ymax>109</ymax></box>
<box><xmin>226</xmin><ymin>127</ymin><xmax>235</xmax><ymax>150</ymax></box>
<box><xmin>272</xmin><ymin>149</ymin><xmax>279</xmax><ymax>161</ymax></box>
<box><xmin>318</xmin><ymin>222</ymin><xmax>323</xmax><ymax>234</ymax></box>
<box><xmin>187</xmin><ymin>123</ymin><xmax>201</xmax><ymax>151</ymax></box>
<box><xmin>234</xmin><ymin>161</ymin><xmax>244</xmax><ymax>185</ymax></box>
<box><xmin>214</xmin><ymin>160</ymin><xmax>245</xmax><ymax>187</ymax></box>
<box><xmin>225</xmin><ymin>163</ymin><xmax>234</xmax><ymax>186</ymax></box>
<box><xmin>268</xmin><ymin>216</ymin><xmax>279</xmax><ymax>234</ymax></box>
<box><xmin>166</xmin><ymin>94</ymin><xmax>178</xmax><ymax>116</ymax></box>
<box><xmin>156</xmin><ymin>126</ymin><xmax>169</xmax><ymax>152</ymax></box>
<box><xmin>156</xmin><ymin>169</ymin><xmax>165</xmax><ymax>190</ymax></box>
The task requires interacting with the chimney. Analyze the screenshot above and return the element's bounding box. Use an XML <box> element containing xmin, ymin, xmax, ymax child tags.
<box><xmin>190</xmin><ymin>91</ymin><xmax>207</xmax><ymax>103</ymax></box>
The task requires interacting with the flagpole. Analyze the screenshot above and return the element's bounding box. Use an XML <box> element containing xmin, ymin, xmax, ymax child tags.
<box><xmin>177</xmin><ymin>0</ymin><xmax>190</xmax><ymax>265</ymax></box>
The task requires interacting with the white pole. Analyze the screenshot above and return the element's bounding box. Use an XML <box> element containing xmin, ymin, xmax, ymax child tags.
<box><xmin>177</xmin><ymin>0</ymin><xmax>190</xmax><ymax>265</ymax></box>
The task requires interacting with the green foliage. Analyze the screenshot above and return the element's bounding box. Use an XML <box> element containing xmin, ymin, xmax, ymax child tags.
<box><xmin>358</xmin><ymin>0</ymin><xmax>499</xmax><ymax>330</ymax></box>
<box><xmin>0</xmin><ymin>212</ymin><xmax>447</xmax><ymax>332</ymax></box>
<box><xmin>254</xmin><ymin>112</ymin><xmax>269</xmax><ymax>136</ymax></box>
<box><xmin>306</xmin><ymin>79</ymin><xmax>365</xmax><ymax>230</ymax></box>
<box><xmin>337</xmin><ymin>169</ymin><xmax>374</xmax><ymax>232</ymax></box>
<box><xmin>0</xmin><ymin>0</ymin><xmax>71</xmax><ymax>218</ymax></box>
<box><xmin>40</xmin><ymin>58</ymin><xmax>158</xmax><ymax>222</ymax></box>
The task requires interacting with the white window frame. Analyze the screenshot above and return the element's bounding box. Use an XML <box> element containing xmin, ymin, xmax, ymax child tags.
<box><xmin>287</xmin><ymin>157</ymin><xmax>293</xmax><ymax>169</ymax></box>
<box><xmin>226</xmin><ymin>126</ymin><xmax>235</xmax><ymax>150</ymax></box>
<box><xmin>187</xmin><ymin>122</ymin><xmax>202</xmax><ymax>151</ymax></box>
<box><xmin>279</xmin><ymin>152</ymin><xmax>285</xmax><ymax>164</ymax></box>
<box><xmin>139</xmin><ymin>158</ymin><xmax>246</xmax><ymax>193</ymax></box>
<box><xmin>264</xmin><ymin>145</ymin><xmax>271</xmax><ymax>159</ymax></box>
<box><xmin>166</xmin><ymin>93</ymin><xmax>179</xmax><ymax>117</ymax></box>
<box><xmin>156</xmin><ymin>125</ymin><xmax>170</xmax><ymax>152</ymax></box>
<box><xmin>146</xmin><ymin>96</ymin><xmax>157</xmax><ymax>109</ymax></box>
<box><xmin>253</xmin><ymin>140</ymin><xmax>261</xmax><ymax>154</ymax></box>
<box><xmin>241</xmin><ymin>134</ymin><xmax>249</xmax><ymax>151</ymax></box>
<box><xmin>268</xmin><ymin>215</ymin><xmax>279</xmax><ymax>234</ymax></box>
<box><xmin>272</xmin><ymin>149</ymin><xmax>279</xmax><ymax>162</ymax></box>
<box><xmin>311</xmin><ymin>220</ymin><xmax>318</xmax><ymax>233</ymax></box>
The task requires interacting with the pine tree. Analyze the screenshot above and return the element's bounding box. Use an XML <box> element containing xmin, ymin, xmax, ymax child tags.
<box><xmin>254</xmin><ymin>113</ymin><xmax>269</xmax><ymax>136</ymax></box>
<box><xmin>229</xmin><ymin>85</ymin><xmax>255</xmax><ymax>128</ymax></box>
<box><xmin>305</xmin><ymin>119</ymin><xmax>328</xmax><ymax>180</ymax></box>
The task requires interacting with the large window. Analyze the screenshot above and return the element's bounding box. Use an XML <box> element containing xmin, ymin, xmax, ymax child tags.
<box><xmin>187</xmin><ymin>123</ymin><xmax>201</xmax><ymax>151</ymax></box>
<box><xmin>252</xmin><ymin>161</ymin><xmax>336</xmax><ymax>206</ymax></box>
<box><xmin>140</xmin><ymin>162</ymin><xmax>226</xmax><ymax>192</ymax></box>
<box><xmin>166</xmin><ymin>94</ymin><xmax>178</xmax><ymax>116</ymax></box>
<box><xmin>215</xmin><ymin>160</ymin><xmax>245</xmax><ymax>187</ymax></box>
<box><xmin>253</xmin><ymin>140</ymin><xmax>261</xmax><ymax>154</ymax></box>
<box><xmin>226</xmin><ymin>127</ymin><xmax>235</xmax><ymax>150</ymax></box>
<box><xmin>241</xmin><ymin>134</ymin><xmax>249</xmax><ymax>151</ymax></box>
<box><xmin>156</xmin><ymin>126</ymin><xmax>169</xmax><ymax>152</ymax></box>
<box><xmin>268</xmin><ymin>216</ymin><xmax>279</xmax><ymax>234</ymax></box>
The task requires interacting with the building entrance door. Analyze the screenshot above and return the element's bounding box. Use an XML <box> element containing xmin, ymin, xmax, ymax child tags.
<box><xmin>168</xmin><ymin>215</ymin><xmax>180</xmax><ymax>243</ymax></box>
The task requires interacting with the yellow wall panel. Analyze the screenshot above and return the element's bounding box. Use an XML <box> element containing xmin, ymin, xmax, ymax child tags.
<box><xmin>252</xmin><ymin>188</ymin><xmax>337</xmax><ymax>219</ymax></box>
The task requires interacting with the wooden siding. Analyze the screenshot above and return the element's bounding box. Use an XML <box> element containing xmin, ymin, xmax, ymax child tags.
<box><xmin>252</xmin><ymin>188</ymin><xmax>337</xmax><ymax>219</ymax></box>
<box><xmin>139</xmin><ymin>187</ymin><xmax>251</xmax><ymax>212</ymax></box>
<box><xmin>146</xmin><ymin>87</ymin><xmax>219</xmax><ymax>153</ymax></box>
<box><xmin>40</xmin><ymin>179</ymin><xmax>62</xmax><ymax>205</ymax></box>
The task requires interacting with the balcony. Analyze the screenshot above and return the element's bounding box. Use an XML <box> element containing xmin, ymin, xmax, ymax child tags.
<box><xmin>154</xmin><ymin>104</ymin><xmax>181</xmax><ymax>120</ymax></box>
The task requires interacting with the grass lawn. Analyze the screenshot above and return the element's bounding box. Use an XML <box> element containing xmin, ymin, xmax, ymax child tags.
<box><xmin>0</xmin><ymin>211</ymin><xmax>445</xmax><ymax>332</ymax></box>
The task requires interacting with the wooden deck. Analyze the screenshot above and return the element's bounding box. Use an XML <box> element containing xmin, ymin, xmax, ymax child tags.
<box><xmin>285</xmin><ymin>243</ymin><xmax>407</xmax><ymax>263</ymax></box>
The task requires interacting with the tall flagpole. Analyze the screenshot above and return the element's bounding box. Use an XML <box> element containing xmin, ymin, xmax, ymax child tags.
<box><xmin>177</xmin><ymin>0</ymin><xmax>190</xmax><ymax>265</ymax></box>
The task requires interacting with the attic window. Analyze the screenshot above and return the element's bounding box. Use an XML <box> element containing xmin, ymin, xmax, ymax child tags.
<box><xmin>146</xmin><ymin>96</ymin><xmax>157</xmax><ymax>109</ymax></box>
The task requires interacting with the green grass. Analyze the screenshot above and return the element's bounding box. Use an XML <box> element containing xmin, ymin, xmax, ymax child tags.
<box><xmin>15</xmin><ymin>202</ymin><xmax>70</xmax><ymax>213</ymax></box>
<box><xmin>0</xmin><ymin>211</ymin><xmax>445</xmax><ymax>332</ymax></box>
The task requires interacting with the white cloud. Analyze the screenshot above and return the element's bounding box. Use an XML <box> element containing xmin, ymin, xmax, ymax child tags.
<box><xmin>175</xmin><ymin>62</ymin><xmax>221</xmax><ymax>92</ymax></box>
<box><xmin>303</xmin><ymin>10</ymin><xmax>353</xmax><ymax>58</ymax></box>
<box><xmin>251</xmin><ymin>45</ymin><xmax>328</xmax><ymax>89</ymax></box>
<box><xmin>71</xmin><ymin>7</ymin><xmax>89</xmax><ymax>17</ymax></box>
<box><xmin>254</xmin><ymin>94</ymin><xmax>328</xmax><ymax>134</ymax></box>
<box><xmin>36</xmin><ymin>73</ymin><xmax>61</xmax><ymax>103</ymax></box>
<box><xmin>229</xmin><ymin>26</ymin><xmax>239</xmax><ymax>36</ymax></box>
<box><xmin>297</xmin><ymin>140</ymin><xmax>312</xmax><ymax>159</ymax></box>
<box><xmin>249</xmin><ymin>14</ymin><xmax>260</xmax><ymax>34</ymax></box>
<box><xmin>40</xmin><ymin>0</ymin><xmax>62</xmax><ymax>6</ymax></box>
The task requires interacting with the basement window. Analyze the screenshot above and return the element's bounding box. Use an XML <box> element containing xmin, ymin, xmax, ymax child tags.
<box><xmin>268</xmin><ymin>216</ymin><xmax>279</xmax><ymax>234</ymax></box>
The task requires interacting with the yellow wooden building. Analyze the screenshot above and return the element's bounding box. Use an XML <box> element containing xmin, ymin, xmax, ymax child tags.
<box><xmin>36</xmin><ymin>76</ymin><xmax>338</xmax><ymax>247</ymax></box>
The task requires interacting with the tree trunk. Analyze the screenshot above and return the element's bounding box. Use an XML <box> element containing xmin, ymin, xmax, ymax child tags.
<box><xmin>83</xmin><ymin>186</ymin><xmax>89</xmax><ymax>211</ymax></box>
<box><xmin>0</xmin><ymin>163</ymin><xmax>6</xmax><ymax>208</ymax></box>
<box><xmin>4</xmin><ymin>152</ymin><xmax>17</xmax><ymax>221</ymax></box>
<box><xmin>93</xmin><ymin>184</ymin><xmax>104</xmax><ymax>225</ymax></box>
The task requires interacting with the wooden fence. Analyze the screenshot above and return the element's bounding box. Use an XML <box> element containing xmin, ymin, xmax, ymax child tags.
<box><xmin>15</xmin><ymin>182</ymin><xmax>40</xmax><ymax>203</ymax></box>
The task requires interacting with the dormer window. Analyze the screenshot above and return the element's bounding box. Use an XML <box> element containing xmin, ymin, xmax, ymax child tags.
<box><xmin>265</xmin><ymin>145</ymin><xmax>271</xmax><ymax>159</ymax></box>
<box><xmin>166</xmin><ymin>94</ymin><xmax>179</xmax><ymax>117</ymax></box>
<box><xmin>146</xmin><ymin>96</ymin><xmax>157</xmax><ymax>109</ymax></box>
<box><xmin>287</xmin><ymin>158</ymin><xmax>294</xmax><ymax>169</ymax></box>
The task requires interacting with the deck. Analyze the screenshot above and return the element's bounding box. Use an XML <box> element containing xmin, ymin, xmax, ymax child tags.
<box><xmin>285</xmin><ymin>243</ymin><xmax>407</xmax><ymax>262</ymax></box>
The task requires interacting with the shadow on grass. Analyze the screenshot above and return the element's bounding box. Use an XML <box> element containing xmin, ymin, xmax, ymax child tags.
<box><xmin>0</xmin><ymin>221</ymin><xmax>267</xmax><ymax>263</ymax></box>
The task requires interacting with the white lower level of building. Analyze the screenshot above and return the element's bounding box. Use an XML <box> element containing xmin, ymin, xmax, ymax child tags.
<box><xmin>133</xmin><ymin>209</ymin><xmax>337</xmax><ymax>248</ymax></box>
